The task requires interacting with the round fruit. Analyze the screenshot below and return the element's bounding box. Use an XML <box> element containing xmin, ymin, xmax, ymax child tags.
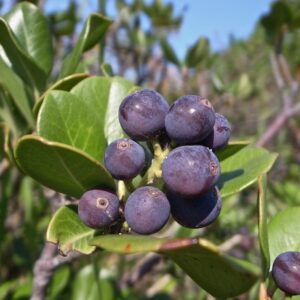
<box><xmin>201</xmin><ymin>113</ymin><xmax>231</xmax><ymax>150</ymax></box>
<box><xmin>118</xmin><ymin>89</ymin><xmax>169</xmax><ymax>141</ymax></box>
<box><xmin>78</xmin><ymin>189</ymin><xmax>119</xmax><ymax>229</ymax></box>
<box><xmin>104</xmin><ymin>138</ymin><xmax>145</xmax><ymax>180</ymax></box>
<box><xmin>162</xmin><ymin>145</ymin><xmax>220</xmax><ymax>197</ymax></box>
<box><xmin>165</xmin><ymin>95</ymin><xmax>215</xmax><ymax>144</ymax></box>
<box><xmin>124</xmin><ymin>186</ymin><xmax>170</xmax><ymax>235</ymax></box>
<box><xmin>167</xmin><ymin>186</ymin><xmax>222</xmax><ymax>228</ymax></box>
<box><xmin>272</xmin><ymin>251</ymin><xmax>300</xmax><ymax>295</ymax></box>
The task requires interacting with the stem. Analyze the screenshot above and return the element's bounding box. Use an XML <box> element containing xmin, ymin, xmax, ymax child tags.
<box><xmin>138</xmin><ymin>141</ymin><xmax>170</xmax><ymax>187</ymax></box>
<box><xmin>31</xmin><ymin>243</ymin><xmax>83</xmax><ymax>300</ymax></box>
<box><xmin>256</xmin><ymin>111</ymin><xmax>289</xmax><ymax>147</ymax></box>
<box><xmin>124</xmin><ymin>180</ymin><xmax>135</xmax><ymax>193</ymax></box>
<box><xmin>117</xmin><ymin>180</ymin><xmax>126</xmax><ymax>201</ymax></box>
<box><xmin>92</xmin><ymin>255</ymin><xmax>102</xmax><ymax>299</ymax></box>
<box><xmin>98</xmin><ymin>0</ymin><xmax>106</xmax><ymax>67</ymax></box>
<box><xmin>266</xmin><ymin>275</ymin><xmax>277</xmax><ymax>298</ymax></box>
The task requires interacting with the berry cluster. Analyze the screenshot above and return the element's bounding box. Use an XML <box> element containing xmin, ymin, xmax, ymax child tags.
<box><xmin>78</xmin><ymin>89</ymin><xmax>231</xmax><ymax>235</ymax></box>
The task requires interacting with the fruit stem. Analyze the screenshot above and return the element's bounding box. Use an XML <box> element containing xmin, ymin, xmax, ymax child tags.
<box><xmin>266</xmin><ymin>275</ymin><xmax>277</xmax><ymax>298</ymax></box>
<box><xmin>117</xmin><ymin>181</ymin><xmax>126</xmax><ymax>201</ymax></box>
<box><xmin>124</xmin><ymin>180</ymin><xmax>135</xmax><ymax>193</ymax></box>
<box><xmin>138</xmin><ymin>141</ymin><xmax>170</xmax><ymax>186</ymax></box>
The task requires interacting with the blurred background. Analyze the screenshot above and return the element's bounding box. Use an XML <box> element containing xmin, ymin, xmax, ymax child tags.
<box><xmin>1</xmin><ymin>0</ymin><xmax>300</xmax><ymax>299</ymax></box>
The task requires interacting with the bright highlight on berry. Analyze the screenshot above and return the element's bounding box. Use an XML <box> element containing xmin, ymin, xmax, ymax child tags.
<box><xmin>118</xmin><ymin>89</ymin><xmax>169</xmax><ymax>141</ymax></box>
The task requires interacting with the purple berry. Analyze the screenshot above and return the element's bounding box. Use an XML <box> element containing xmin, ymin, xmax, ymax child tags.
<box><xmin>104</xmin><ymin>138</ymin><xmax>145</xmax><ymax>180</ymax></box>
<box><xmin>162</xmin><ymin>145</ymin><xmax>220</xmax><ymax>198</ymax></box>
<box><xmin>272</xmin><ymin>251</ymin><xmax>300</xmax><ymax>295</ymax></box>
<box><xmin>124</xmin><ymin>186</ymin><xmax>170</xmax><ymax>235</ymax></box>
<box><xmin>165</xmin><ymin>95</ymin><xmax>215</xmax><ymax>144</ymax></box>
<box><xmin>78</xmin><ymin>189</ymin><xmax>119</xmax><ymax>229</ymax></box>
<box><xmin>167</xmin><ymin>187</ymin><xmax>222</xmax><ymax>228</ymax></box>
<box><xmin>201</xmin><ymin>113</ymin><xmax>231</xmax><ymax>150</ymax></box>
<box><xmin>119</xmin><ymin>89</ymin><xmax>169</xmax><ymax>141</ymax></box>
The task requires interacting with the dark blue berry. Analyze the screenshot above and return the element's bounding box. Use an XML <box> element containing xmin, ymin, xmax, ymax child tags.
<box><xmin>162</xmin><ymin>145</ymin><xmax>220</xmax><ymax>197</ymax></box>
<box><xmin>78</xmin><ymin>189</ymin><xmax>119</xmax><ymax>229</ymax></box>
<box><xmin>272</xmin><ymin>251</ymin><xmax>300</xmax><ymax>295</ymax></box>
<box><xmin>201</xmin><ymin>113</ymin><xmax>231</xmax><ymax>150</ymax></box>
<box><xmin>165</xmin><ymin>95</ymin><xmax>215</xmax><ymax>144</ymax></box>
<box><xmin>104</xmin><ymin>138</ymin><xmax>145</xmax><ymax>180</ymax></box>
<box><xmin>119</xmin><ymin>89</ymin><xmax>169</xmax><ymax>141</ymax></box>
<box><xmin>124</xmin><ymin>186</ymin><xmax>170</xmax><ymax>235</ymax></box>
<box><xmin>167</xmin><ymin>187</ymin><xmax>222</xmax><ymax>228</ymax></box>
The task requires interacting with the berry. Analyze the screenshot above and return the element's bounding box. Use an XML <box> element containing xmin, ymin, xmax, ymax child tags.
<box><xmin>104</xmin><ymin>138</ymin><xmax>145</xmax><ymax>180</ymax></box>
<box><xmin>162</xmin><ymin>145</ymin><xmax>220</xmax><ymax>197</ymax></box>
<box><xmin>272</xmin><ymin>251</ymin><xmax>300</xmax><ymax>295</ymax></box>
<box><xmin>167</xmin><ymin>187</ymin><xmax>222</xmax><ymax>228</ymax></box>
<box><xmin>78</xmin><ymin>189</ymin><xmax>119</xmax><ymax>229</ymax></box>
<box><xmin>201</xmin><ymin>113</ymin><xmax>231</xmax><ymax>150</ymax></box>
<box><xmin>165</xmin><ymin>95</ymin><xmax>215</xmax><ymax>144</ymax></box>
<box><xmin>124</xmin><ymin>186</ymin><xmax>170</xmax><ymax>235</ymax></box>
<box><xmin>119</xmin><ymin>89</ymin><xmax>169</xmax><ymax>141</ymax></box>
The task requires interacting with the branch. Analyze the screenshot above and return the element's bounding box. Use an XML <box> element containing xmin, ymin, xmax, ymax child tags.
<box><xmin>31</xmin><ymin>242</ymin><xmax>83</xmax><ymax>300</ymax></box>
<box><xmin>257</xmin><ymin>52</ymin><xmax>300</xmax><ymax>147</ymax></box>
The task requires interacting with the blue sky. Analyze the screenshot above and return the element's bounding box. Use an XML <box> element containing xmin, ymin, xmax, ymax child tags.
<box><xmin>168</xmin><ymin>0</ymin><xmax>274</xmax><ymax>57</ymax></box>
<box><xmin>2</xmin><ymin>0</ymin><xmax>274</xmax><ymax>58</ymax></box>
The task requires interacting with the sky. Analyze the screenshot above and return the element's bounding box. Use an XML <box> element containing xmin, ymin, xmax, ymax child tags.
<box><xmin>2</xmin><ymin>0</ymin><xmax>274</xmax><ymax>58</ymax></box>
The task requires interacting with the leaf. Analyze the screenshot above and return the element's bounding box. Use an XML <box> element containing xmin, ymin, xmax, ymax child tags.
<box><xmin>257</xmin><ymin>175</ymin><xmax>270</xmax><ymax>280</ymax></box>
<box><xmin>185</xmin><ymin>37</ymin><xmax>210</xmax><ymax>68</ymax></box>
<box><xmin>71</xmin><ymin>265</ymin><xmax>116</xmax><ymax>300</ymax></box>
<box><xmin>217</xmin><ymin>145</ymin><xmax>278</xmax><ymax>198</ymax></box>
<box><xmin>0</xmin><ymin>17</ymin><xmax>46</xmax><ymax>91</ymax></box>
<box><xmin>37</xmin><ymin>90</ymin><xmax>106</xmax><ymax>161</ymax></box>
<box><xmin>160</xmin><ymin>37</ymin><xmax>180</xmax><ymax>66</ymax></box>
<box><xmin>101</xmin><ymin>63</ymin><xmax>114</xmax><ymax>77</ymax></box>
<box><xmin>268</xmin><ymin>207</ymin><xmax>300</xmax><ymax>267</ymax></box>
<box><xmin>47</xmin><ymin>205</ymin><xmax>96</xmax><ymax>255</ymax></box>
<box><xmin>34</xmin><ymin>73</ymin><xmax>90</xmax><ymax>117</ymax></box>
<box><xmin>215</xmin><ymin>141</ymin><xmax>250</xmax><ymax>161</ymax></box>
<box><xmin>0</xmin><ymin>57</ymin><xmax>33</xmax><ymax>125</ymax></box>
<box><xmin>59</xmin><ymin>14</ymin><xmax>112</xmax><ymax>78</ymax></box>
<box><xmin>14</xmin><ymin>135</ymin><xmax>115</xmax><ymax>198</ymax></box>
<box><xmin>4</xmin><ymin>2</ymin><xmax>53</xmax><ymax>75</ymax></box>
<box><xmin>90</xmin><ymin>235</ymin><xmax>259</xmax><ymax>298</ymax></box>
<box><xmin>70</xmin><ymin>76</ymin><xmax>137</xmax><ymax>145</ymax></box>
<box><xmin>48</xmin><ymin>267</ymin><xmax>70</xmax><ymax>300</ymax></box>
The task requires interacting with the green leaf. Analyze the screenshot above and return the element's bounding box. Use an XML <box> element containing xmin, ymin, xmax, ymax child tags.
<box><xmin>100</xmin><ymin>63</ymin><xmax>114</xmax><ymax>77</ymax></box>
<box><xmin>14</xmin><ymin>135</ymin><xmax>115</xmax><ymax>198</ymax></box>
<box><xmin>4</xmin><ymin>2</ymin><xmax>53</xmax><ymax>75</ymax></box>
<box><xmin>218</xmin><ymin>145</ymin><xmax>278</xmax><ymax>198</ymax></box>
<box><xmin>0</xmin><ymin>17</ymin><xmax>46</xmax><ymax>91</ymax></box>
<box><xmin>185</xmin><ymin>37</ymin><xmax>210</xmax><ymax>68</ymax></box>
<box><xmin>37</xmin><ymin>90</ymin><xmax>106</xmax><ymax>160</ymax></box>
<box><xmin>160</xmin><ymin>37</ymin><xmax>180</xmax><ymax>66</ymax></box>
<box><xmin>70</xmin><ymin>76</ymin><xmax>137</xmax><ymax>145</ymax></box>
<box><xmin>0</xmin><ymin>57</ymin><xmax>33</xmax><ymax>125</ymax></box>
<box><xmin>257</xmin><ymin>175</ymin><xmax>270</xmax><ymax>280</ymax></box>
<box><xmin>47</xmin><ymin>205</ymin><xmax>96</xmax><ymax>255</ymax></box>
<box><xmin>48</xmin><ymin>266</ymin><xmax>70</xmax><ymax>300</ymax></box>
<box><xmin>33</xmin><ymin>73</ymin><xmax>90</xmax><ymax>117</ymax></box>
<box><xmin>71</xmin><ymin>265</ymin><xmax>116</xmax><ymax>300</ymax></box>
<box><xmin>0</xmin><ymin>123</ymin><xmax>4</xmax><ymax>159</ymax></box>
<box><xmin>215</xmin><ymin>141</ymin><xmax>250</xmax><ymax>161</ymax></box>
<box><xmin>268</xmin><ymin>207</ymin><xmax>300</xmax><ymax>266</ymax></box>
<box><xmin>90</xmin><ymin>235</ymin><xmax>259</xmax><ymax>298</ymax></box>
<box><xmin>59</xmin><ymin>14</ymin><xmax>112</xmax><ymax>78</ymax></box>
